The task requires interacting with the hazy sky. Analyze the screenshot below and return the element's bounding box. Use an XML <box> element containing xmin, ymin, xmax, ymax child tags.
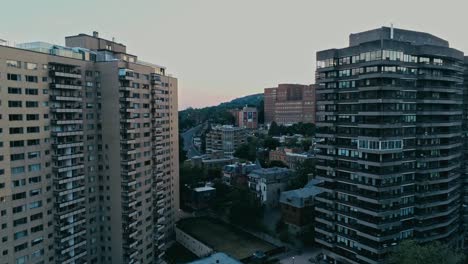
<box><xmin>2</xmin><ymin>0</ymin><xmax>468</xmax><ymax>109</ymax></box>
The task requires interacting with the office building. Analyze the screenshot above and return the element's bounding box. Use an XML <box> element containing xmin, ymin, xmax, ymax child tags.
<box><xmin>264</xmin><ymin>84</ymin><xmax>316</xmax><ymax>125</ymax></box>
<box><xmin>0</xmin><ymin>32</ymin><xmax>179</xmax><ymax>264</ymax></box>
<box><xmin>230</xmin><ymin>106</ymin><xmax>258</xmax><ymax>129</ymax></box>
<box><xmin>314</xmin><ymin>27</ymin><xmax>464</xmax><ymax>263</ymax></box>
<box><xmin>205</xmin><ymin>125</ymin><xmax>247</xmax><ymax>157</ymax></box>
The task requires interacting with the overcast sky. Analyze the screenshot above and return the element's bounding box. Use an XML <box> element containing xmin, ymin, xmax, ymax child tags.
<box><xmin>2</xmin><ymin>0</ymin><xmax>468</xmax><ymax>109</ymax></box>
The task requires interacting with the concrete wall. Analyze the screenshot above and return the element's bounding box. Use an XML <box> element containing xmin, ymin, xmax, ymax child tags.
<box><xmin>175</xmin><ymin>227</ymin><xmax>213</xmax><ymax>257</ymax></box>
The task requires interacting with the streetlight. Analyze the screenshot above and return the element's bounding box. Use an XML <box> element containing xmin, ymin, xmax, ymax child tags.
<box><xmin>292</xmin><ymin>256</ymin><xmax>295</xmax><ymax>264</ymax></box>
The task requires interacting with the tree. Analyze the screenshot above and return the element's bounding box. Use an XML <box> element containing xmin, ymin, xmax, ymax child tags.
<box><xmin>229</xmin><ymin>187</ymin><xmax>264</xmax><ymax>229</ymax></box>
<box><xmin>234</xmin><ymin>137</ymin><xmax>260</xmax><ymax>161</ymax></box>
<box><xmin>234</xmin><ymin>144</ymin><xmax>255</xmax><ymax>161</ymax></box>
<box><xmin>267</xmin><ymin>160</ymin><xmax>288</xmax><ymax>168</ymax></box>
<box><xmin>289</xmin><ymin>159</ymin><xmax>315</xmax><ymax>189</ymax></box>
<box><xmin>179</xmin><ymin>134</ymin><xmax>188</xmax><ymax>163</ymax></box>
<box><xmin>264</xmin><ymin>137</ymin><xmax>280</xmax><ymax>150</ymax></box>
<box><xmin>301</xmin><ymin>139</ymin><xmax>312</xmax><ymax>152</ymax></box>
<box><xmin>257</xmin><ymin>99</ymin><xmax>265</xmax><ymax>124</ymax></box>
<box><xmin>389</xmin><ymin>240</ymin><xmax>464</xmax><ymax>264</ymax></box>
<box><xmin>269</xmin><ymin>121</ymin><xmax>281</xmax><ymax>136</ymax></box>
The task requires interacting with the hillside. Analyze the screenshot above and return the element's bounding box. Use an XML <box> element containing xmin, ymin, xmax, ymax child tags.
<box><xmin>179</xmin><ymin>93</ymin><xmax>264</xmax><ymax>130</ymax></box>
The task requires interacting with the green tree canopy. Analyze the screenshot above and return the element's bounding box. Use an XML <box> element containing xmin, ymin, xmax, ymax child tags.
<box><xmin>289</xmin><ymin>159</ymin><xmax>315</xmax><ymax>189</ymax></box>
<box><xmin>263</xmin><ymin>137</ymin><xmax>280</xmax><ymax>150</ymax></box>
<box><xmin>389</xmin><ymin>240</ymin><xmax>464</xmax><ymax>264</ymax></box>
<box><xmin>267</xmin><ymin>160</ymin><xmax>288</xmax><ymax>168</ymax></box>
<box><xmin>268</xmin><ymin>121</ymin><xmax>281</xmax><ymax>136</ymax></box>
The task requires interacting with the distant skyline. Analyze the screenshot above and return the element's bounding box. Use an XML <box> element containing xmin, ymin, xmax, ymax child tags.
<box><xmin>2</xmin><ymin>0</ymin><xmax>468</xmax><ymax>109</ymax></box>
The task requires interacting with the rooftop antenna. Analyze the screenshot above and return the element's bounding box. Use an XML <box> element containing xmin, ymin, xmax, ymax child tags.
<box><xmin>390</xmin><ymin>23</ymin><xmax>394</xmax><ymax>39</ymax></box>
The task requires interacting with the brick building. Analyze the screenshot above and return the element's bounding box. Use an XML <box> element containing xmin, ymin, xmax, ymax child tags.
<box><xmin>264</xmin><ymin>84</ymin><xmax>316</xmax><ymax>125</ymax></box>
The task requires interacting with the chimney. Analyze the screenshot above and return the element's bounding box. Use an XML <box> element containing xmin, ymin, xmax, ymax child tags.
<box><xmin>390</xmin><ymin>23</ymin><xmax>394</xmax><ymax>39</ymax></box>
<box><xmin>93</xmin><ymin>31</ymin><xmax>99</xmax><ymax>38</ymax></box>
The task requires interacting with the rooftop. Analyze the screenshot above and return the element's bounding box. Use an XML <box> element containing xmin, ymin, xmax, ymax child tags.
<box><xmin>194</xmin><ymin>186</ymin><xmax>216</xmax><ymax>192</ymax></box>
<box><xmin>211</xmin><ymin>125</ymin><xmax>245</xmax><ymax>131</ymax></box>
<box><xmin>177</xmin><ymin>217</ymin><xmax>275</xmax><ymax>260</ymax></box>
<box><xmin>280</xmin><ymin>186</ymin><xmax>323</xmax><ymax>208</ymax></box>
<box><xmin>248</xmin><ymin>167</ymin><xmax>292</xmax><ymax>181</ymax></box>
<box><xmin>349</xmin><ymin>26</ymin><xmax>449</xmax><ymax>47</ymax></box>
<box><xmin>187</xmin><ymin>253</ymin><xmax>242</xmax><ymax>264</ymax></box>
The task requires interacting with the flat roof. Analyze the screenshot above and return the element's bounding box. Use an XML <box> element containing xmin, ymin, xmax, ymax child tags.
<box><xmin>187</xmin><ymin>252</ymin><xmax>242</xmax><ymax>264</ymax></box>
<box><xmin>194</xmin><ymin>186</ymin><xmax>215</xmax><ymax>192</ymax></box>
<box><xmin>177</xmin><ymin>217</ymin><xmax>275</xmax><ymax>260</ymax></box>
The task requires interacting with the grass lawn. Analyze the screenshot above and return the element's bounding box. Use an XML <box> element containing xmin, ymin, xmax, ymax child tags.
<box><xmin>178</xmin><ymin>217</ymin><xmax>276</xmax><ymax>260</ymax></box>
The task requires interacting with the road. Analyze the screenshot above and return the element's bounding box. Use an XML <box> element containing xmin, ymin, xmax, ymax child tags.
<box><xmin>181</xmin><ymin>124</ymin><xmax>202</xmax><ymax>158</ymax></box>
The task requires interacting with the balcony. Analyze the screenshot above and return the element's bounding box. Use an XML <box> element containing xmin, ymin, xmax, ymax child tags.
<box><xmin>50</xmin><ymin>83</ymin><xmax>82</xmax><ymax>90</ymax></box>
<box><xmin>57</xmin><ymin>207</ymin><xmax>86</xmax><ymax>220</ymax></box>
<box><xmin>55</xmin><ymin>185</ymin><xmax>86</xmax><ymax>197</ymax></box>
<box><xmin>51</xmin><ymin>95</ymin><xmax>82</xmax><ymax>102</ymax></box>
<box><xmin>51</xmin><ymin>70</ymin><xmax>82</xmax><ymax>79</ymax></box>
<box><xmin>119</xmin><ymin>68</ymin><xmax>135</xmax><ymax>80</ymax></box>
<box><xmin>53</xmin><ymin>164</ymin><xmax>85</xmax><ymax>173</ymax></box>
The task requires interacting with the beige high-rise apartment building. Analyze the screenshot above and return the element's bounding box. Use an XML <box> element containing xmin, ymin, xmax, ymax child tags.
<box><xmin>0</xmin><ymin>32</ymin><xmax>179</xmax><ymax>264</ymax></box>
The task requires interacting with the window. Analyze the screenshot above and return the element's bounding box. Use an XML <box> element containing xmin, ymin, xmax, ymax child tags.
<box><xmin>27</xmin><ymin>127</ymin><xmax>40</xmax><ymax>133</ymax></box>
<box><xmin>8</xmin><ymin>87</ymin><xmax>22</xmax><ymax>94</ymax></box>
<box><xmin>30</xmin><ymin>213</ymin><xmax>42</xmax><ymax>221</ymax></box>
<box><xmin>9</xmin><ymin>127</ymin><xmax>24</xmax><ymax>134</ymax></box>
<box><xmin>28</xmin><ymin>151</ymin><xmax>40</xmax><ymax>159</ymax></box>
<box><xmin>6</xmin><ymin>60</ymin><xmax>21</xmax><ymax>68</ymax></box>
<box><xmin>13</xmin><ymin>217</ymin><xmax>27</xmax><ymax>227</ymax></box>
<box><xmin>12</xmin><ymin>192</ymin><xmax>26</xmax><ymax>200</ymax></box>
<box><xmin>29</xmin><ymin>201</ymin><xmax>42</xmax><ymax>209</ymax></box>
<box><xmin>7</xmin><ymin>74</ymin><xmax>21</xmax><ymax>81</ymax></box>
<box><xmin>12</xmin><ymin>205</ymin><xmax>26</xmax><ymax>214</ymax></box>
<box><xmin>29</xmin><ymin>189</ymin><xmax>41</xmax><ymax>196</ymax></box>
<box><xmin>8</xmin><ymin>101</ymin><xmax>22</xmax><ymax>107</ymax></box>
<box><xmin>26</xmin><ymin>114</ymin><xmax>39</xmax><ymax>121</ymax></box>
<box><xmin>27</xmin><ymin>139</ymin><xmax>40</xmax><ymax>146</ymax></box>
<box><xmin>9</xmin><ymin>114</ymin><xmax>23</xmax><ymax>121</ymax></box>
<box><xmin>11</xmin><ymin>166</ymin><xmax>25</xmax><ymax>175</ymax></box>
<box><xmin>10</xmin><ymin>140</ymin><xmax>24</xmax><ymax>148</ymax></box>
<box><xmin>25</xmin><ymin>75</ymin><xmax>38</xmax><ymax>83</ymax></box>
<box><xmin>14</xmin><ymin>242</ymin><xmax>28</xmax><ymax>252</ymax></box>
<box><xmin>28</xmin><ymin>164</ymin><xmax>41</xmax><ymax>172</ymax></box>
<box><xmin>31</xmin><ymin>237</ymin><xmax>43</xmax><ymax>246</ymax></box>
<box><xmin>26</xmin><ymin>101</ymin><xmax>38</xmax><ymax>108</ymax></box>
<box><xmin>14</xmin><ymin>230</ymin><xmax>28</xmax><ymax>240</ymax></box>
<box><xmin>25</xmin><ymin>88</ymin><xmax>38</xmax><ymax>95</ymax></box>
<box><xmin>11</xmin><ymin>154</ymin><xmax>25</xmax><ymax>161</ymax></box>
<box><xmin>31</xmin><ymin>224</ymin><xmax>43</xmax><ymax>233</ymax></box>
<box><xmin>13</xmin><ymin>179</ymin><xmax>26</xmax><ymax>187</ymax></box>
<box><xmin>25</xmin><ymin>62</ymin><xmax>37</xmax><ymax>70</ymax></box>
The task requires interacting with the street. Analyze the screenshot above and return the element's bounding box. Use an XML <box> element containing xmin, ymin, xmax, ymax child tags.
<box><xmin>181</xmin><ymin>124</ymin><xmax>203</xmax><ymax>158</ymax></box>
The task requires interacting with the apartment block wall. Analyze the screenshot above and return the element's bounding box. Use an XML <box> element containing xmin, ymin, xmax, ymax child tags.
<box><xmin>0</xmin><ymin>46</ymin><xmax>55</xmax><ymax>264</ymax></box>
<box><xmin>0</xmin><ymin>32</ymin><xmax>179</xmax><ymax>264</ymax></box>
<box><xmin>314</xmin><ymin>27</ymin><xmax>465</xmax><ymax>264</ymax></box>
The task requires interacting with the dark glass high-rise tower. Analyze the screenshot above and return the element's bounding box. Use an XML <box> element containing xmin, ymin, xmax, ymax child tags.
<box><xmin>314</xmin><ymin>27</ymin><xmax>465</xmax><ymax>264</ymax></box>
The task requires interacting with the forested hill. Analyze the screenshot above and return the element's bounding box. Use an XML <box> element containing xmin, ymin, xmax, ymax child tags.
<box><xmin>179</xmin><ymin>93</ymin><xmax>264</xmax><ymax>130</ymax></box>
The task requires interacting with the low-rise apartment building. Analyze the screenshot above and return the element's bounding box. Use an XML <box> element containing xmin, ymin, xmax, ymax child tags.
<box><xmin>247</xmin><ymin>167</ymin><xmax>293</xmax><ymax>208</ymax></box>
<box><xmin>205</xmin><ymin>125</ymin><xmax>247</xmax><ymax>156</ymax></box>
